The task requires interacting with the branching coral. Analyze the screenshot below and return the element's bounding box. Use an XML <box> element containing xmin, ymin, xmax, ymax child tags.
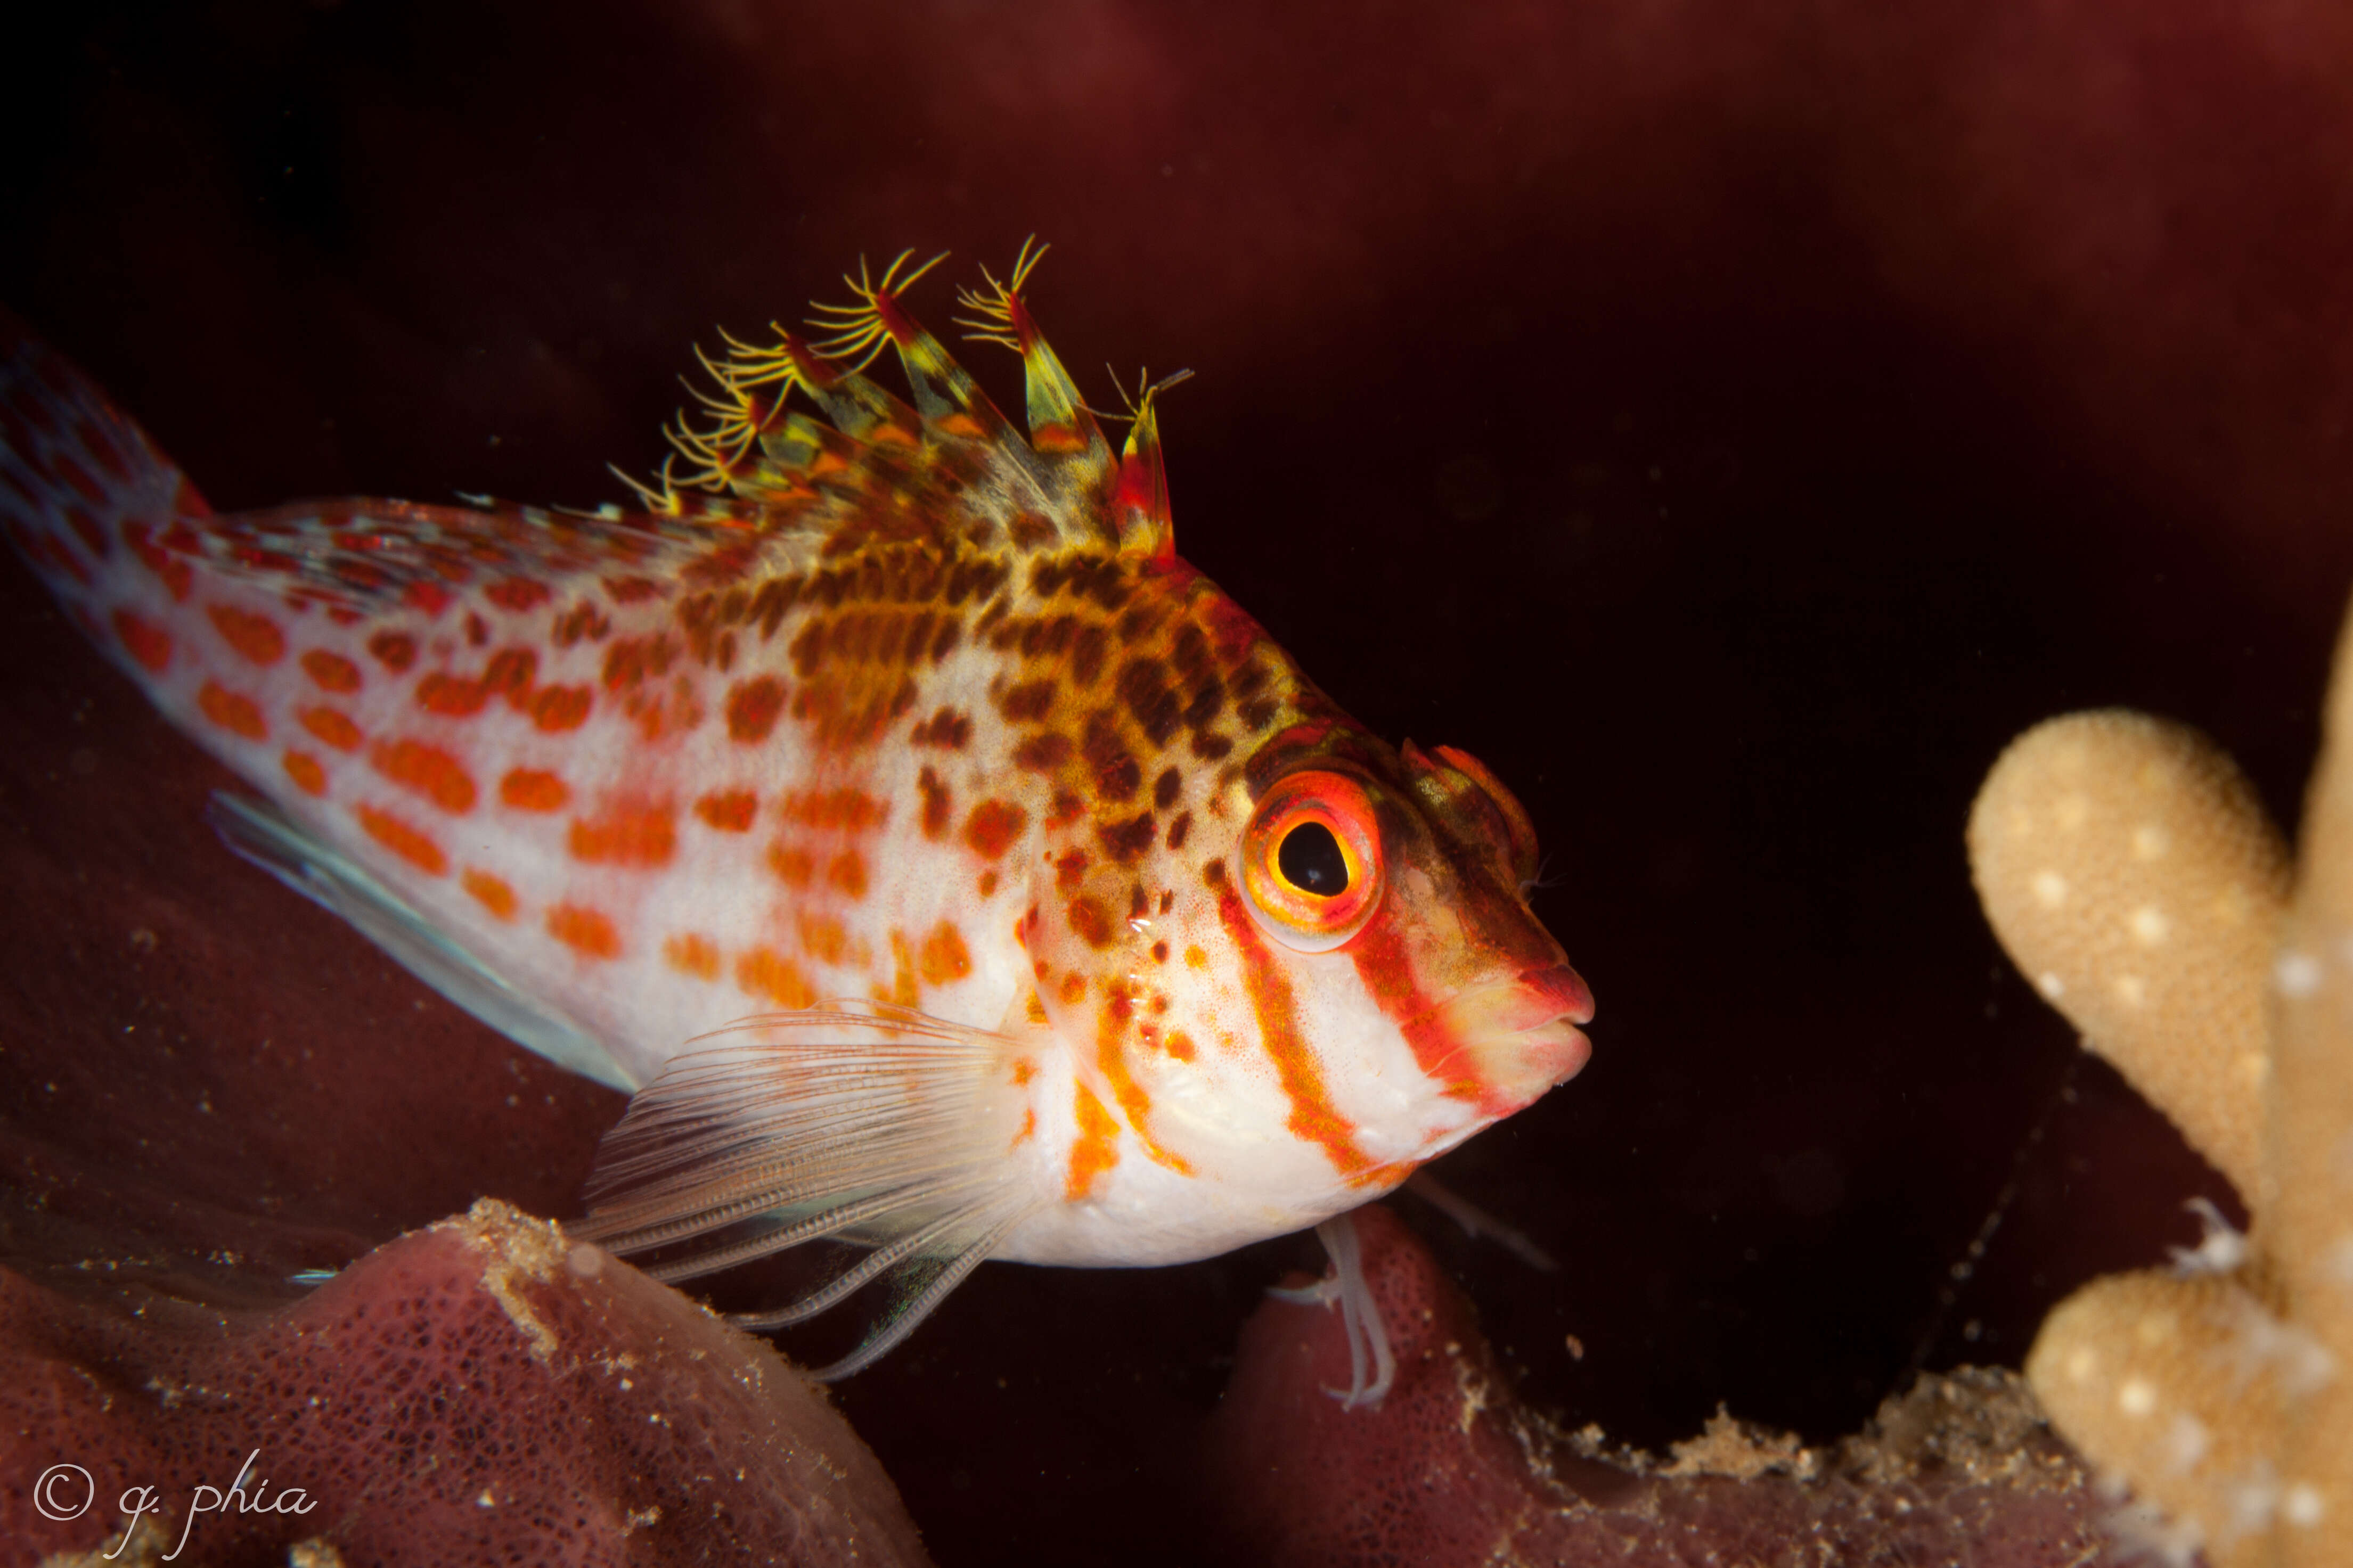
<box><xmin>1968</xmin><ymin>619</ymin><xmax>2353</xmax><ymax>1563</ymax></box>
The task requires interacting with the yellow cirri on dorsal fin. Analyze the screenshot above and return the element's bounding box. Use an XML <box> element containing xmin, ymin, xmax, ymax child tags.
<box><xmin>649</xmin><ymin>244</ymin><xmax>1152</xmax><ymax>558</ymax></box>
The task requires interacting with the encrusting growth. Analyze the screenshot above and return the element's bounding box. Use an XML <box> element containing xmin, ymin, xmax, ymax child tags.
<box><xmin>1967</xmin><ymin>614</ymin><xmax>2353</xmax><ymax>1564</ymax></box>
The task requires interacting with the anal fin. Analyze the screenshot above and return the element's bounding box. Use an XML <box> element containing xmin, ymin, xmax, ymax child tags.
<box><xmin>206</xmin><ymin>792</ymin><xmax>630</xmax><ymax>1090</ymax></box>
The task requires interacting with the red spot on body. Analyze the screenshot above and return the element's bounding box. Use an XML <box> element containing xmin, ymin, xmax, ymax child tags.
<box><xmin>299</xmin><ymin>707</ymin><xmax>363</xmax><ymax>753</ymax></box>
<box><xmin>301</xmin><ymin>649</ymin><xmax>362</xmax><ymax>692</ymax></box>
<box><xmin>695</xmin><ymin>790</ymin><xmax>758</xmax><ymax>831</ymax></box>
<box><xmin>112</xmin><ymin>609</ymin><xmax>170</xmax><ymax>672</ymax></box>
<box><xmin>501</xmin><ymin>769</ymin><xmax>570</xmax><ymax>813</ymax></box>
<box><xmin>282</xmin><ymin>751</ymin><xmax>327</xmax><ymax>796</ymax></box>
<box><xmin>369</xmin><ymin>631</ymin><xmax>417</xmax><ymax>672</ymax></box>
<box><xmin>827</xmin><ymin>849</ymin><xmax>868</xmax><ymax>898</ymax></box>
<box><xmin>726</xmin><ymin>675</ymin><xmax>787</xmax><ymax>742</ymax></box>
<box><xmin>548</xmin><ymin>904</ymin><xmax>621</xmax><ymax>959</ymax></box>
<box><xmin>769</xmin><ymin>844</ymin><xmax>814</xmax><ymax>887</ymax></box>
<box><xmin>487</xmin><ymin>577</ymin><xmax>552</xmax><ymax>612</ymax></box>
<box><xmin>208</xmin><ymin>604</ymin><xmax>285</xmax><ymax>666</ymax></box>
<box><xmin>198</xmin><ymin>682</ymin><xmax>267</xmax><ymax>741</ymax></box>
<box><xmin>532</xmin><ymin>685</ymin><xmax>592</xmax><ymax>732</ymax></box>
<box><xmin>1066</xmin><ymin>1083</ymin><xmax>1120</xmax><ymax>1201</ymax></box>
<box><xmin>1066</xmin><ymin>895</ymin><xmax>1114</xmax><ymax>948</ymax></box>
<box><xmin>357</xmin><ymin>804</ymin><xmax>447</xmax><ymax>875</ymax></box>
<box><xmin>782</xmin><ymin>788</ymin><xmax>886</xmax><ymax>833</ymax></box>
<box><xmin>123</xmin><ymin>522</ymin><xmax>193</xmax><ymax>600</ymax></box>
<box><xmin>373</xmin><ymin>740</ymin><xmax>477</xmax><ymax>814</ymax></box>
<box><xmin>403</xmin><ymin>580</ymin><xmax>453</xmax><ymax>617</ymax></box>
<box><xmin>570</xmin><ymin>807</ymin><xmax>677</xmax><ymax>867</ymax></box>
<box><xmin>463</xmin><ymin>868</ymin><xmax>518</xmax><ymax>920</ymax></box>
<box><xmin>416</xmin><ymin>671</ymin><xmax>489</xmax><ymax>718</ymax></box>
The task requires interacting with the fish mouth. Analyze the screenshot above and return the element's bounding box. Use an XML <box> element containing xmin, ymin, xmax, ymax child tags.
<box><xmin>1418</xmin><ymin>963</ymin><xmax>1595</xmax><ymax>1111</ymax></box>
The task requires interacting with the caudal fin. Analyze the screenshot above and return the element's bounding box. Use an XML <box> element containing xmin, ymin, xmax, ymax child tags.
<box><xmin>0</xmin><ymin>316</ymin><xmax>211</xmax><ymax>680</ymax></box>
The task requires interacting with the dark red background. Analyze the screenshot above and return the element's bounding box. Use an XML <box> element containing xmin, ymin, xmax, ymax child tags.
<box><xmin>6</xmin><ymin>2</ymin><xmax>2346</xmax><ymax>1562</ymax></box>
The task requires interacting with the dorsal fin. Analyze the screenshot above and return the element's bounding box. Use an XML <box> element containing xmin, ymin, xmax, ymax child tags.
<box><xmin>655</xmin><ymin>244</ymin><xmax>1176</xmax><ymax>560</ymax></box>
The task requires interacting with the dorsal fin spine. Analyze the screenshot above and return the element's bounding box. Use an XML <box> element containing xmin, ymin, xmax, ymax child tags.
<box><xmin>1112</xmin><ymin>378</ymin><xmax>1180</xmax><ymax>567</ymax></box>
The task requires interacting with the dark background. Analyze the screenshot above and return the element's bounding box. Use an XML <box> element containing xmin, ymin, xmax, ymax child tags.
<box><xmin>5</xmin><ymin>1</ymin><xmax>2348</xmax><ymax>1562</ymax></box>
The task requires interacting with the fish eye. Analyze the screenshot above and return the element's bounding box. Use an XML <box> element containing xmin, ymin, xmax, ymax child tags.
<box><xmin>1277</xmin><ymin>821</ymin><xmax>1349</xmax><ymax>894</ymax></box>
<box><xmin>1239</xmin><ymin>770</ymin><xmax>1383</xmax><ymax>953</ymax></box>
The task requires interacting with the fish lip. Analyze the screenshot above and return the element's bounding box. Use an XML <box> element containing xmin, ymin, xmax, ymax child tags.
<box><xmin>1412</xmin><ymin>963</ymin><xmax>1597</xmax><ymax>1103</ymax></box>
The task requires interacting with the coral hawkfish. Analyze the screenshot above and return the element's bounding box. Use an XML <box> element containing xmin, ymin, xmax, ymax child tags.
<box><xmin>0</xmin><ymin>247</ymin><xmax>1594</xmax><ymax>1380</ymax></box>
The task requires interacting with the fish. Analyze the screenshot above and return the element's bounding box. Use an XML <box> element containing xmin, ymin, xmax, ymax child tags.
<box><xmin>0</xmin><ymin>245</ymin><xmax>1594</xmax><ymax>1384</ymax></box>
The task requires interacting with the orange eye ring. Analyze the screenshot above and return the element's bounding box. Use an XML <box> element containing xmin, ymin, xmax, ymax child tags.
<box><xmin>1239</xmin><ymin>770</ymin><xmax>1385</xmax><ymax>953</ymax></box>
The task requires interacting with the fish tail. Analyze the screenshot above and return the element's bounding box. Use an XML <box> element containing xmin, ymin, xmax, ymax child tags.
<box><xmin>0</xmin><ymin>317</ymin><xmax>211</xmax><ymax>684</ymax></box>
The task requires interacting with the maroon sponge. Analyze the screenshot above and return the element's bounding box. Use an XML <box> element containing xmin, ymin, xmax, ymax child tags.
<box><xmin>0</xmin><ymin>1201</ymin><xmax>932</xmax><ymax>1567</ymax></box>
<box><xmin>1207</xmin><ymin>1204</ymin><xmax>2130</xmax><ymax>1567</ymax></box>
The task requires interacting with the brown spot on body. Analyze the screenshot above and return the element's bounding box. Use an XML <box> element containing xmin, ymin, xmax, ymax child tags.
<box><xmin>463</xmin><ymin>868</ymin><xmax>517</xmax><ymax>920</ymax></box>
<box><xmin>1015</xmin><ymin>733</ymin><xmax>1072</xmax><ymax>770</ymax></box>
<box><xmin>911</xmin><ymin>706</ymin><xmax>972</xmax><ymax>748</ymax></box>
<box><xmin>1166</xmin><ymin>811</ymin><xmax>1192</xmax><ymax>850</ymax></box>
<box><xmin>209</xmin><ymin>605</ymin><xmax>284</xmax><ymax>666</ymax></box>
<box><xmin>571</xmin><ymin>807</ymin><xmax>677</xmax><ymax>867</ymax></box>
<box><xmin>919</xmin><ymin>767</ymin><xmax>951</xmax><ymax>839</ymax></box>
<box><xmin>532</xmin><ymin>685</ymin><xmax>592</xmax><ymax>732</ymax></box>
<box><xmin>1082</xmin><ymin>713</ymin><xmax>1141</xmax><ymax>800</ymax></box>
<box><xmin>695</xmin><ymin>790</ymin><xmax>757</xmax><ymax>831</ymax></box>
<box><xmin>356</xmin><ymin>804</ymin><xmax>446</xmax><ymax>875</ymax></box>
<box><xmin>1055</xmin><ymin>849</ymin><xmax>1091</xmax><ymax>892</ymax></box>
<box><xmin>963</xmin><ymin>799</ymin><xmax>1027</xmax><ymax>859</ymax></box>
<box><xmin>1151</xmin><ymin>940</ymin><xmax>1170</xmax><ymax>963</ymax></box>
<box><xmin>113</xmin><ymin>609</ymin><xmax>170</xmax><ymax>672</ymax></box>
<box><xmin>369</xmin><ymin>631</ymin><xmax>417</xmax><ymax>672</ymax></box>
<box><xmin>1067</xmin><ymin>895</ymin><xmax>1114</xmax><ymax>948</ymax></box>
<box><xmin>1098</xmin><ymin>812</ymin><xmax>1157</xmax><ymax>865</ymax></box>
<box><xmin>198</xmin><ymin>682</ymin><xmax>267</xmax><ymax>741</ymax></box>
<box><xmin>300</xmin><ymin>707</ymin><xmax>363</xmax><ymax>753</ymax></box>
<box><xmin>665</xmin><ymin>932</ymin><xmax>721</xmax><ymax>980</ymax></box>
<box><xmin>727</xmin><ymin>675</ymin><xmax>786</xmax><ymax>742</ymax></box>
<box><xmin>487</xmin><ymin>578</ymin><xmax>551</xmax><ymax>612</ymax></box>
<box><xmin>999</xmin><ymin>679</ymin><xmax>1056</xmax><ymax>722</ymax></box>
<box><xmin>374</xmin><ymin>739</ymin><xmax>477</xmax><ymax>813</ymax></box>
<box><xmin>978</xmin><ymin>868</ymin><xmax>999</xmax><ymax>897</ymax></box>
<box><xmin>1154</xmin><ymin>767</ymin><xmax>1183</xmax><ymax>809</ymax></box>
<box><xmin>548</xmin><ymin>904</ymin><xmax>622</xmax><ymax>959</ymax></box>
<box><xmin>302</xmin><ymin>649</ymin><xmax>361</xmax><ymax>692</ymax></box>
<box><xmin>282</xmin><ymin>751</ymin><xmax>326</xmax><ymax>796</ymax></box>
<box><xmin>501</xmin><ymin>768</ymin><xmax>569</xmax><ymax>813</ymax></box>
<box><xmin>1117</xmin><ymin>658</ymin><xmax>1183</xmax><ymax>746</ymax></box>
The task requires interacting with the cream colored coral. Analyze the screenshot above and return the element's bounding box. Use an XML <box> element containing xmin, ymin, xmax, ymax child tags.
<box><xmin>1970</xmin><ymin>626</ymin><xmax>2353</xmax><ymax>1565</ymax></box>
<box><xmin>1968</xmin><ymin>710</ymin><xmax>2288</xmax><ymax>1202</ymax></box>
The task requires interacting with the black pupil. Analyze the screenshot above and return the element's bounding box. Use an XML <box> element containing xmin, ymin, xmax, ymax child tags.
<box><xmin>1277</xmin><ymin>820</ymin><xmax>1349</xmax><ymax>896</ymax></box>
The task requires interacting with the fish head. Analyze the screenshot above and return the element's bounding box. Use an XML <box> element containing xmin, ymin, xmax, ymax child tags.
<box><xmin>1022</xmin><ymin>709</ymin><xmax>1592</xmax><ymax>1232</ymax></box>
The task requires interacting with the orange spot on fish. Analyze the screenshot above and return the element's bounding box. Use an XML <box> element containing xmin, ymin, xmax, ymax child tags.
<box><xmin>919</xmin><ymin>921</ymin><xmax>971</xmax><ymax>987</ymax></box>
<box><xmin>798</xmin><ymin>912</ymin><xmax>849</xmax><ymax>965</ymax></box>
<box><xmin>826</xmin><ymin>849</ymin><xmax>868</xmax><ymax>899</ymax></box>
<box><xmin>1065</xmin><ymin>895</ymin><xmax>1113</xmax><ymax>948</ymax></box>
<box><xmin>962</xmin><ymin>799</ymin><xmax>1026</xmax><ymax>860</ymax></box>
<box><xmin>1184</xmin><ymin>945</ymin><xmax>1207</xmax><ymax>968</ymax></box>
<box><xmin>882</xmin><ymin>930</ymin><xmax>920</xmax><ymax>1008</ymax></box>
<box><xmin>281</xmin><ymin>751</ymin><xmax>327</xmax><ymax>796</ymax></box>
<box><xmin>301</xmin><ymin>648</ymin><xmax>362</xmax><ymax>692</ymax></box>
<box><xmin>737</xmin><ymin>946</ymin><xmax>816</xmax><ymax>1008</ymax></box>
<box><xmin>1058</xmin><ymin>972</ymin><xmax>1087</xmax><ymax>1006</ymax></box>
<box><xmin>918</xmin><ymin>767</ymin><xmax>950</xmax><ymax>839</ymax></box>
<box><xmin>1065</xmin><ymin>1083</ymin><xmax>1119</xmax><ymax>1201</ymax></box>
<box><xmin>726</xmin><ymin>675</ymin><xmax>786</xmax><ymax>742</ymax></box>
<box><xmin>299</xmin><ymin>707</ymin><xmax>363</xmax><ymax>753</ymax></box>
<box><xmin>782</xmin><ymin>789</ymin><xmax>886</xmax><ymax>833</ymax></box>
<box><xmin>978</xmin><ymin>868</ymin><xmax>999</xmax><ymax>897</ymax></box>
<box><xmin>694</xmin><ymin>790</ymin><xmax>758</xmax><ymax>831</ymax></box>
<box><xmin>198</xmin><ymin>682</ymin><xmax>267</xmax><ymax>741</ymax></box>
<box><xmin>415</xmin><ymin>671</ymin><xmax>488</xmax><ymax>718</ymax></box>
<box><xmin>500</xmin><ymin>768</ymin><xmax>570</xmax><ymax>813</ymax></box>
<box><xmin>532</xmin><ymin>685</ymin><xmax>592</xmax><ymax>732</ymax></box>
<box><xmin>373</xmin><ymin>739</ymin><xmax>477</xmax><ymax>814</ymax></box>
<box><xmin>462</xmin><ymin>868</ymin><xmax>518</xmax><ymax>921</ymax></box>
<box><xmin>769</xmin><ymin>843</ymin><xmax>814</xmax><ymax>887</ymax></box>
<box><xmin>1165</xmin><ymin>1030</ymin><xmax>1197</xmax><ymax>1062</ymax></box>
<box><xmin>1215</xmin><ymin>882</ymin><xmax>1372</xmax><ymax>1177</ymax></box>
<box><xmin>356</xmin><ymin>804</ymin><xmax>447</xmax><ymax>875</ymax></box>
<box><xmin>112</xmin><ymin>609</ymin><xmax>170</xmax><ymax>672</ymax></box>
<box><xmin>570</xmin><ymin>806</ymin><xmax>676</xmax><ymax>867</ymax></box>
<box><xmin>665</xmin><ymin>932</ymin><xmax>720</xmax><ymax>980</ymax></box>
<box><xmin>1012</xmin><ymin>1107</ymin><xmax>1037</xmax><ymax>1148</ymax></box>
<box><xmin>548</xmin><ymin>903</ymin><xmax>621</xmax><ymax>959</ymax></box>
<box><xmin>207</xmin><ymin>604</ymin><xmax>284</xmax><ymax>666</ymax></box>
